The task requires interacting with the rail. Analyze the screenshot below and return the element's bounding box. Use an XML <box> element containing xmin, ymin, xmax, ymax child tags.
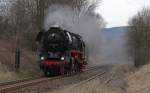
<box><xmin>72</xmin><ymin>71</ymin><xmax>106</xmax><ymax>88</ymax></box>
<box><xmin>0</xmin><ymin>65</ymin><xmax>105</xmax><ymax>93</ymax></box>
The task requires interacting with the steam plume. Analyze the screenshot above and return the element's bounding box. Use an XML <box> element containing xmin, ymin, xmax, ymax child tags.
<box><xmin>44</xmin><ymin>5</ymin><xmax>104</xmax><ymax>66</ymax></box>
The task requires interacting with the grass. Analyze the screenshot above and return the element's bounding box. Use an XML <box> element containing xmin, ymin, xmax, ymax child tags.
<box><xmin>0</xmin><ymin>63</ymin><xmax>21</xmax><ymax>82</ymax></box>
<box><xmin>0</xmin><ymin>39</ymin><xmax>42</xmax><ymax>82</ymax></box>
<box><xmin>126</xmin><ymin>64</ymin><xmax>150</xmax><ymax>93</ymax></box>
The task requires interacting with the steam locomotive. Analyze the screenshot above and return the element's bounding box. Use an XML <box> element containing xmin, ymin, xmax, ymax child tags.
<box><xmin>36</xmin><ymin>26</ymin><xmax>87</xmax><ymax>76</ymax></box>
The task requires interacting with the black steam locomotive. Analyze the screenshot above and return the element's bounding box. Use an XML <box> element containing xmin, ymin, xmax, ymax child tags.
<box><xmin>36</xmin><ymin>27</ymin><xmax>87</xmax><ymax>76</ymax></box>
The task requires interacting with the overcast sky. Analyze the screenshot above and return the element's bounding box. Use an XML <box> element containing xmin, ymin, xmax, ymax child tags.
<box><xmin>95</xmin><ymin>0</ymin><xmax>150</xmax><ymax>28</ymax></box>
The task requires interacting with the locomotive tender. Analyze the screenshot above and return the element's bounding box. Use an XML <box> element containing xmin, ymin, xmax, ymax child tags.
<box><xmin>36</xmin><ymin>26</ymin><xmax>87</xmax><ymax>76</ymax></box>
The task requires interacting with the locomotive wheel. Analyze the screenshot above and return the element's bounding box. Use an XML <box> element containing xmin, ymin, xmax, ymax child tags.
<box><xmin>71</xmin><ymin>58</ymin><xmax>75</xmax><ymax>72</ymax></box>
<box><xmin>70</xmin><ymin>58</ymin><xmax>81</xmax><ymax>74</ymax></box>
<box><xmin>74</xmin><ymin>62</ymin><xmax>80</xmax><ymax>72</ymax></box>
<box><xmin>67</xmin><ymin>58</ymin><xmax>75</xmax><ymax>75</ymax></box>
<box><xmin>60</xmin><ymin>64</ymin><xmax>66</xmax><ymax>75</ymax></box>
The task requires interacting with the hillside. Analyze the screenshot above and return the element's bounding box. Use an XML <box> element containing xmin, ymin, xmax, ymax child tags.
<box><xmin>103</xmin><ymin>26</ymin><xmax>129</xmax><ymax>32</ymax></box>
<box><xmin>98</xmin><ymin>26</ymin><xmax>132</xmax><ymax>65</ymax></box>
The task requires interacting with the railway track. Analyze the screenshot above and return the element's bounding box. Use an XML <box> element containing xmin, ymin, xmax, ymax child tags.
<box><xmin>0</xmin><ymin>66</ymin><xmax>107</xmax><ymax>93</ymax></box>
<box><xmin>72</xmin><ymin>71</ymin><xmax>106</xmax><ymax>88</ymax></box>
<box><xmin>0</xmin><ymin>76</ymin><xmax>44</xmax><ymax>87</ymax></box>
<box><xmin>0</xmin><ymin>76</ymin><xmax>62</xmax><ymax>93</ymax></box>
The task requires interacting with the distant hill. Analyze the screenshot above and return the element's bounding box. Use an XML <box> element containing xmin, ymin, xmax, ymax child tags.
<box><xmin>99</xmin><ymin>26</ymin><xmax>132</xmax><ymax>64</ymax></box>
<box><xmin>101</xmin><ymin>26</ymin><xmax>129</xmax><ymax>40</ymax></box>
<box><xmin>102</xmin><ymin>26</ymin><xmax>129</xmax><ymax>32</ymax></box>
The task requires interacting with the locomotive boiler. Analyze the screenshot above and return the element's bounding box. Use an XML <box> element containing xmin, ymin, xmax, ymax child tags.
<box><xmin>36</xmin><ymin>26</ymin><xmax>87</xmax><ymax>76</ymax></box>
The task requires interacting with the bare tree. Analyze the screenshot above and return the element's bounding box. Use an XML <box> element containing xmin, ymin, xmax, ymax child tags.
<box><xmin>35</xmin><ymin>0</ymin><xmax>100</xmax><ymax>30</ymax></box>
<box><xmin>7</xmin><ymin>0</ymin><xmax>101</xmax><ymax>30</ymax></box>
<box><xmin>0</xmin><ymin>0</ymin><xmax>102</xmax><ymax>50</ymax></box>
<box><xmin>128</xmin><ymin>8</ymin><xmax>150</xmax><ymax>67</ymax></box>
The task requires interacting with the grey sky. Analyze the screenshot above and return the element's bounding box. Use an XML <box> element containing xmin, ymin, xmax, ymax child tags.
<box><xmin>95</xmin><ymin>0</ymin><xmax>150</xmax><ymax>28</ymax></box>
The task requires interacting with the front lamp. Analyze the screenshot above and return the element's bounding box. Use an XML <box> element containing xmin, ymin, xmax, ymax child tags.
<box><xmin>61</xmin><ymin>57</ymin><xmax>65</xmax><ymax>61</ymax></box>
<box><xmin>41</xmin><ymin>56</ymin><xmax>45</xmax><ymax>60</ymax></box>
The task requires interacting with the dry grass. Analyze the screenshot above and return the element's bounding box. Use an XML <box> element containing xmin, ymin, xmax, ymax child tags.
<box><xmin>126</xmin><ymin>64</ymin><xmax>150</xmax><ymax>93</ymax></box>
<box><xmin>50</xmin><ymin>78</ymin><xmax>115</xmax><ymax>93</ymax></box>
<box><xmin>0</xmin><ymin>39</ymin><xmax>42</xmax><ymax>82</ymax></box>
<box><xmin>0</xmin><ymin>63</ymin><xmax>21</xmax><ymax>82</ymax></box>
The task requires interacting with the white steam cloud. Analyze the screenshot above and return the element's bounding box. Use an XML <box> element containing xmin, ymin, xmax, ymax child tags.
<box><xmin>44</xmin><ymin>5</ymin><xmax>104</xmax><ymax>66</ymax></box>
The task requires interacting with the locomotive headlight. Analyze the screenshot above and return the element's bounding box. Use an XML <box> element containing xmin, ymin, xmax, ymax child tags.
<box><xmin>61</xmin><ymin>57</ymin><xmax>65</xmax><ymax>61</ymax></box>
<box><xmin>41</xmin><ymin>56</ymin><xmax>45</xmax><ymax>60</ymax></box>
